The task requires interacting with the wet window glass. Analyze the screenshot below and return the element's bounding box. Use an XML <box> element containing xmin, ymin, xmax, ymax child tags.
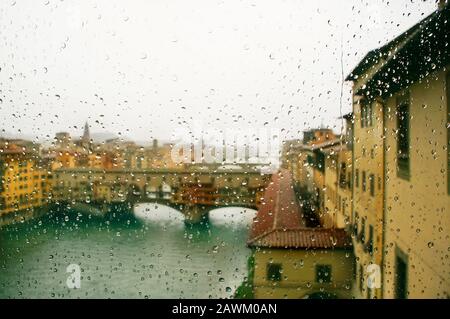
<box><xmin>0</xmin><ymin>0</ymin><xmax>448</xmax><ymax>301</ymax></box>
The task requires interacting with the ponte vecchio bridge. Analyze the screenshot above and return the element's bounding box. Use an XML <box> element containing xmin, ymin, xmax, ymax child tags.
<box><xmin>51</xmin><ymin>164</ymin><xmax>272</xmax><ymax>223</ymax></box>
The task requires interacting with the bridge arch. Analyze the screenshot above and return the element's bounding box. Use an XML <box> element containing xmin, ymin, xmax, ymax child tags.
<box><xmin>133</xmin><ymin>202</ymin><xmax>184</xmax><ymax>225</ymax></box>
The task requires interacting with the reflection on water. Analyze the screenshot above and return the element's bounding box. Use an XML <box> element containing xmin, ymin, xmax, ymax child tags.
<box><xmin>0</xmin><ymin>204</ymin><xmax>253</xmax><ymax>299</ymax></box>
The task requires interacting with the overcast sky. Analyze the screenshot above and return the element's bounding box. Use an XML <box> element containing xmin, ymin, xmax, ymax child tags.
<box><xmin>0</xmin><ymin>0</ymin><xmax>437</xmax><ymax>144</ymax></box>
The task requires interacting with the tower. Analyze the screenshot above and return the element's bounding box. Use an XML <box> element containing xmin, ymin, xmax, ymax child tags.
<box><xmin>82</xmin><ymin>121</ymin><xmax>90</xmax><ymax>143</ymax></box>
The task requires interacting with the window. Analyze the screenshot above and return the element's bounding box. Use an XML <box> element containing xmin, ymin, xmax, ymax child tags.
<box><xmin>360</xmin><ymin>100</ymin><xmax>373</xmax><ymax>128</ymax></box>
<box><xmin>397</xmin><ymin>92</ymin><xmax>410</xmax><ymax>178</ymax></box>
<box><xmin>359</xmin><ymin>217</ymin><xmax>366</xmax><ymax>244</ymax></box>
<box><xmin>316</xmin><ymin>264</ymin><xmax>332</xmax><ymax>283</ymax></box>
<box><xmin>355</xmin><ymin>169</ymin><xmax>359</xmax><ymax>188</ymax></box>
<box><xmin>267</xmin><ymin>263</ymin><xmax>282</xmax><ymax>282</ymax></box>
<box><xmin>395</xmin><ymin>248</ymin><xmax>408</xmax><ymax>299</ymax></box>
<box><xmin>367</xmin><ymin>225</ymin><xmax>374</xmax><ymax>255</ymax></box>
<box><xmin>339</xmin><ymin>162</ymin><xmax>346</xmax><ymax>188</ymax></box>
<box><xmin>360</xmin><ymin>100</ymin><xmax>366</xmax><ymax>128</ymax></box>
<box><xmin>369</xmin><ymin>174</ymin><xmax>375</xmax><ymax>197</ymax></box>
<box><xmin>362</xmin><ymin>171</ymin><xmax>366</xmax><ymax>192</ymax></box>
<box><xmin>359</xmin><ymin>264</ymin><xmax>364</xmax><ymax>293</ymax></box>
<box><xmin>367</xmin><ymin>101</ymin><xmax>373</xmax><ymax>127</ymax></box>
<box><xmin>353</xmin><ymin>212</ymin><xmax>359</xmax><ymax>237</ymax></box>
<box><xmin>0</xmin><ymin>0</ymin><xmax>446</xmax><ymax>301</ymax></box>
<box><xmin>315</xmin><ymin>151</ymin><xmax>325</xmax><ymax>173</ymax></box>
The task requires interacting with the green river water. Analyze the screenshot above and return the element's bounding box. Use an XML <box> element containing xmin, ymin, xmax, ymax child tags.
<box><xmin>0</xmin><ymin>204</ymin><xmax>255</xmax><ymax>298</ymax></box>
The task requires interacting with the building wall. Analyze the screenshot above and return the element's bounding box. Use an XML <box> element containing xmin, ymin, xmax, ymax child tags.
<box><xmin>352</xmin><ymin>96</ymin><xmax>385</xmax><ymax>299</ymax></box>
<box><xmin>56</xmin><ymin>152</ymin><xmax>76</xmax><ymax>168</ymax></box>
<box><xmin>0</xmin><ymin>154</ymin><xmax>46</xmax><ymax>216</ymax></box>
<box><xmin>302</xmin><ymin>152</ymin><xmax>315</xmax><ymax>194</ymax></box>
<box><xmin>323</xmin><ymin>148</ymin><xmax>352</xmax><ymax>229</ymax></box>
<box><xmin>336</xmin><ymin>149</ymin><xmax>352</xmax><ymax>228</ymax></box>
<box><xmin>383</xmin><ymin>68</ymin><xmax>450</xmax><ymax>298</ymax></box>
<box><xmin>324</xmin><ymin>154</ymin><xmax>338</xmax><ymax>228</ymax></box>
<box><xmin>252</xmin><ymin>248</ymin><xmax>353</xmax><ymax>299</ymax></box>
<box><xmin>313</xmin><ymin>159</ymin><xmax>325</xmax><ymax>216</ymax></box>
<box><xmin>88</xmin><ymin>154</ymin><xmax>104</xmax><ymax>169</ymax></box>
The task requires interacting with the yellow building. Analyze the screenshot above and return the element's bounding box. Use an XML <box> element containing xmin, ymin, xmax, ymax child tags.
<box><xmin>346</xmin><ymin>49</ymin><xmax>388</xmax><ymax>300</ymax></box>
<box><xmin>0</xmin><ymin>147</ymin><xmax>46</xmax><ymax>218</ymax></box>
<box><xmin>346</xmin><ymin>3</ymin><xmax>449</xmax><ymax>298</ymax></box>
<box><xmin>250</xmin><ymin>236</ymin><xmax>354</xmax><ymax>299</ymax></box>
<box><xmin>303</xmin><ymin>128</ymin><xmax>336</xmax><ymax>146</ymax></box>
<box><xmin>305</xmin><ymin>139</ymin><xmax>341</xmax><ymax>223</ymax></box>
<box><xmin>294</xmin><ymin>148</ymin><xmax>315</xmax><ymax>198</ymax></box>
<box><xmin>323</xmin><ymin>114</ymin><xmax>353</xmax><ymax>229</ymax></box>
<box><xmin>52</xmin><ymin>168</ymin><xmax>94</xmax><ymax>203</ymax></box>
<box><xmin>248</xmin><ymin>169</ymin><xmax>354</xmax><ymax>299</ymax></box>
<box><xmin>281</xmin><ymin>139</ymin><xmax>303</xmax><ymax>181</ymax></box>
<box><xmin>282</xmin><ymin>128</ymin><xmax>342</xmax><ymax>228</ymax></box>
<box><xmin>55</xmin><ymin>151</ymin><xmax>77</xmax><ymax>168</ymax></box>
<box><xmin>93</xmin><ymin>182</ymin><xmax>112</xmax><ymax>202</ymax></box>
<box><xmin>302</xmin><ymin>129</ymin><xmax>339</xmax><ymax>219</ymax></box>
<box><xmin>87</xmin><ymin>153</ymin><xmax>104</xmax><ymax>169</ymax></box>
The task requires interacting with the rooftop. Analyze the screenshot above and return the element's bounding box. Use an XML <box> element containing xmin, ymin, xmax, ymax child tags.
<box><xmin>248</xmin><ymin>228</ymin><xmax>352</xmax><ymax>249</ymax></box>
<box><xmin>303</xmin><ymin>138</ymin><xmax>342</xmax><ymax>151</ymax></box>
<box><xmin>347</xmin><ymin>4</ymin><xmax>449</xmax><ymax>97</ymax></box>
<box><xmin>247</xmin><ymin>169</ymin><xmax>352</xmax><ymax>249</ymax></box>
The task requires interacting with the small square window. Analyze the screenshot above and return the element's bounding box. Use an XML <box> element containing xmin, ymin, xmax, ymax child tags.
<box><xmin>267</xmin><ymin>263</ymin><xmax>282</xmax><ymax>282</ymax></box>
<box><xmin>362</xmin><ymin>171</ymin><xmax>366</xmax><ymax>192</ymax></box>
<box><xmin>316</xmin><ymin>264</ymin><xmax>332</xmax><ymax>283</ymax></box>
<box><xmin>355</xmin><ymin>169</ymin><xmax>359</xmax><ymax>188</ymax></box>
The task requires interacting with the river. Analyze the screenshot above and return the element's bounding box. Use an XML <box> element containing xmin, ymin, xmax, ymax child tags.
<box><xmin>0</xmin><ymin>204</ymin><xmax>256</xmax><ymax>298</ymax></box>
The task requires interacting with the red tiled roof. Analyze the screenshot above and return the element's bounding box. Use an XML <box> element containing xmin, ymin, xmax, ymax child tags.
<box><xmin>248</xmin><ymin>168</ymin><xmax>352</xmax><ymax>249</ymax></box>
<box><xmin>248</xmin><ymin>169</ymin><xmax>306</xmax><ymax>241</ymax></box>
<box><xmin>248</xmin><ymin>228</ymin><xmax>352</xmax><ymax>249</ymax></box>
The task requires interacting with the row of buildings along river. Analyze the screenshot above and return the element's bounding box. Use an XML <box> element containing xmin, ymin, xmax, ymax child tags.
<box><xmin>0</xmin><ymin>122</ymin><xmax>181</xmax><ymax>225</ymax></box>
